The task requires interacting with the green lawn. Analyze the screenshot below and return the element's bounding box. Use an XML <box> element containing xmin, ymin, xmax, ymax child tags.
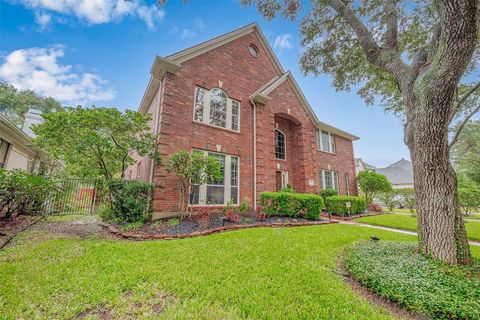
<box><xmin>356</xmin><ymin>214</ymin><xmax>480</xmax><ymax>241</ymax></box>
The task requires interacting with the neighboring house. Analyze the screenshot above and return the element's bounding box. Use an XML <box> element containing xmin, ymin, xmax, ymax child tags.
<box><xmin>355</xmin><ymin>158</ymin><xmax>376</xmax><ymax>175</ymax></box>
<box><xmin>0</xmin><ymin>110</ymin><xmax>42</xmax><ymax>170</ymax></box>
<box><xmin>356</xmin><ymin>157</ymin><xmax>414</xmax><ymax>189</ymax></box>
<box><xmin>376</xmin><ymin>158</ymin><xmax>414</xmax><ymax>189</ymax></box>
<box><xmin>126</xmin><ymin>23</ymin><xmax>359</xmax><ymax>215</ymax></box>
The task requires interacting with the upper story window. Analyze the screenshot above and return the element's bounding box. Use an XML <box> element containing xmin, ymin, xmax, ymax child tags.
<box><xmin>0</xmin><ymin>138</ymin><xmax>10</xmax><ymax>168</ymax></box>
<box><xmin>193</xmin><ymin>86</ymin><xmax>240</xmax><ymax>132</ymax></box>
<box><xmin>275</xmin><ymin>129</ymin><xmax>286</xmax><ymax>160</ymax></box>
<box><xmin>317</xmin><ymin>130</ymin><xmax>336</xmax><ymax>153</ymax></box>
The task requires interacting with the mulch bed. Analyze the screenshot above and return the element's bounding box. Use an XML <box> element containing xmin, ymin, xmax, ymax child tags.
<box><xmin>321</xmin><ymin>211</ymin><xmax>383</xmax><ymax>221</ymax></box>
<box><xmin>102</xmin><ymin>212</ymin><xmax>337</xmax><ymax>240</ymax></box>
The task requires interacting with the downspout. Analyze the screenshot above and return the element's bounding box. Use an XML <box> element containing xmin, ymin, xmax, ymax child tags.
<box><xmin>249</xmin><ymin>99</ymin><xmax>257</xmax><ymax>209</ymax></box>
<box><xmin>149</xmin><ymin>79</ymin><xmax>163</xmax><ymax>184</ymax></box>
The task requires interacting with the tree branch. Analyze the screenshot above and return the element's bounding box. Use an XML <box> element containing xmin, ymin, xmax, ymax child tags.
<box><xmin>449</xmin><ymin>104</ymin><xmax>480</xmax><ymax>149</ymax></box>
<box><xmin>458</xmin><ymin>81</ymin><xmax>480</xmax><ymax>107</ymax></box>
<box><xmin>384</xmin><ymin>0</ymin><xmax>398</xmax><ymax>50</ymax></box>
<box><xmin>327</xmin><ymin>0</ymin><xmax>407</xmax><ymax>79</ymax></box>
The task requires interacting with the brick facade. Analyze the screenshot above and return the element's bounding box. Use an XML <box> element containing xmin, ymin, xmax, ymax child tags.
<box><xmin>127</xmin><ymin>26</ymin><xmax>358</xmax><ymax>213</ymax></box>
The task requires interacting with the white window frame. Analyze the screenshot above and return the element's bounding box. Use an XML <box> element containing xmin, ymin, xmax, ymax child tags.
<box><xmin>317</xmin><ymin>130</ymin><xmax>336</xmax><ymax>154</ymax></box>
<box><xmin>275</xmin><ymin>128</ymin><xmax>286</xmax><ymax>160</ymax></box>
<box><xmin>281</xmin><ymin>171</ymin><xmax>289</xmax><ymax>189</ymax></box>
<box><xmin>320</xmin><ymin>170</ymin><xmax>338</xmax><ymax>191</ymax></box>
<box><xmin>193</xmin><ymin>86</ymin><xmax>240</xmax><ymax>132</ymax></box>
<box><xmin>190</xmin><ymin>150</ymin><xmax>240</xmax><ymax>206</ymax></box>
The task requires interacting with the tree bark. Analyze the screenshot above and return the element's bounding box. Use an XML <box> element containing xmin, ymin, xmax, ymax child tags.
<box><xmin>405</xmin><ymin>88</ymin><xmax>472</xmax><ymax>265</ymax></box>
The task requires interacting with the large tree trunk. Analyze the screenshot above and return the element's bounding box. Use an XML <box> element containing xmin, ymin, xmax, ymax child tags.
<box><xmin>405</xmin><ymin>87</ymin><xmax>472</xmax><ymax>265</ymax></box>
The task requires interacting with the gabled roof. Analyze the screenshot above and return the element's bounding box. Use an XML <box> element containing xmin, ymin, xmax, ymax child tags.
<box><xmin>251</xmin><ymin>71</ymin><xmax>359</xmax><ymax>141</ymax></box>
<box><xmin>376</xmin><ymin>166</ymin><xmax>413</xmax><ymax>185</ymax></box>
<box><xmin>355</xmin><ymin>158</ymin><xmax>376</xmax><ymax>170</ymax></box>
<box><xmin>138</xmin><ymin>23</ymin><xmax>359</xmax><ymax>141</ymax></box>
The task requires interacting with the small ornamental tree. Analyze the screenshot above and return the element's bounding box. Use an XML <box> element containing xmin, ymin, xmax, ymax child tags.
<box><xmin>166</xmin><ymin>150</ymin><xmax>221</xmax><ymax>217</ymax></box>
<box><xmin>458</xmin><ymin>187</ymin><xmax>480</xmax><ymax>216</ymax></box>
<box><xmin>398</xmin><ymin>188</ymin><xmax>416</xmax><ymax>214</ymax></box>
<box><xmin>377</xmin><ymin>190</ymin><xmax>399</xmax><ymax>212</ymax></box>
<box><xmin>356</xmin><ymin>171</ymin><xmax>392</xmax><ymax>205</ymax></box>
<box><xmin>33</xmin><ymin>106</ymin><xmax>159</xmax><ymax>180</ymax></box>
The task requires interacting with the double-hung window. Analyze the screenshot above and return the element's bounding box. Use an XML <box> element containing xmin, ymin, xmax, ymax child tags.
<box><xmin>317</xmin><ymin>130</ymin><xmax>336</xmax><ymax>153</ymax></box>
<box><xmin>319</xmin><ymin>170</ymin><xmax>338</xmax><ymax>191</ymax></box>
<box><xmin>189</xmin><ymin>150</ymin><xmax>240</xmax><ymax>205</ymax></box>
<box><xmin>0</xmin><ymin>138</ymin><xmax>10</xmax><ymax>168</ymax></box>
<box><xmin>193</xmin><ymin>86</ymin><xmax>240</xmax><ymax>132</ymax></box>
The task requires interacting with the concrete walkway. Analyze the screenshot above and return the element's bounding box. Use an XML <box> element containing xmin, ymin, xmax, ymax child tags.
<box><xmin>341</xmin><ymin>220</ymin><xmax>480</xmax><ymax>247</ymax></box>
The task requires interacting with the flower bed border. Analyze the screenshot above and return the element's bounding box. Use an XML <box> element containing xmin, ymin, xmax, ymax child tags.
<box><xmin>100</xmin><ymin>219</ymin><xmax>338</xmax><ymax>240</ymax></box>
<box><xmin>320</xmin><ymin>211</ymin><xmax>382</xmax><ymax>221</ymax></box>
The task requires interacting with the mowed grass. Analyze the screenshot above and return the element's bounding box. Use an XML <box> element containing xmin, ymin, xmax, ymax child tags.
<box><xmin>356</xmin><ymin>214</ymin><xmax>480</xmax><ymax>241</ymax></box>
<box><xmin>0</xmin><ymin>224</ymin><xmax>442</xmax><ymax>320</ymax></box>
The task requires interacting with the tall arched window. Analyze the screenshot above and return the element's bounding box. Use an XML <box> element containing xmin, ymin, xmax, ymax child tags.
<box><xmin>275</xmin><ymin>129</ymin><xmax>286</xmax><ymax>160</ymax></box>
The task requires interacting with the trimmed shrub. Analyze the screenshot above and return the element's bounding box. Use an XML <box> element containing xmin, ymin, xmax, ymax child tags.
<box><xmin>106</xmin><ymin>180</ymin><xmax>153</xmax><ymax>223</ymax></box>
<box><xmin>319</xmin><ymin>188</ymin><xmax>338</xmax><ymax>201</ymax></box>
<box><xmin>0</xmin><ymin>168</ymin><xmax>54</xmax><ymax>219</ymax></box>
<box><xmin>367</xmin><ymin>203</ymin><xmax>383</xmax><ymax>212</ymax></box>
<box><xmin>325</xmin><ymin>196</ymin><xmax>366</xmax><ymax>216</ymax></box>
<box><xmin>259</xmin><ymin>192</ymin><xmax>324</xmax><ymax>219</ymax></box>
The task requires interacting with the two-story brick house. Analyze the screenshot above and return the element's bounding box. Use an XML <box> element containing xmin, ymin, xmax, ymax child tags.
<box><xmin>126</xmin><ymin>23</ymin><xmax>359</xmax><ymax>215</ymax></box>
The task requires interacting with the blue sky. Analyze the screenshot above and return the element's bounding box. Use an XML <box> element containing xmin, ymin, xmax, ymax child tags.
<box><xmin>0</xmin><ymin>0</ymin><xmax>410</xmax><ymax>167</ymax></box>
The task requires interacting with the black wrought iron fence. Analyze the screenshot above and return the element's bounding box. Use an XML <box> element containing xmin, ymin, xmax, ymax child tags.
<box><xmin>43</xmin><ymin>178</ymin><xmax>101</xmax><ymax>215</ymax></box>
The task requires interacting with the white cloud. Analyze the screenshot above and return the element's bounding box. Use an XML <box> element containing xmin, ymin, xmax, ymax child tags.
<box><xmin>194</xmin><ymin>18</ymin><xmax>205</xmax><ymax>29</ymax></box>
<box><xmin>16</xmin><ymin>0</ymin><xmax>165</xmax><ymax>29</ymax></box>
<box><xmin>0</xmin><ymin>47</ymin><xmax>115</xmax><ymax>105</ymax></box>
<box><xmin>274</xmin><ymin>33</ymin><xmax>294</xmax><ymax>49</ymax></box>
<box><xmin>179</xmin><ymin>28</ymin><xmax>196</xmax><ymax>39</ymax></box>
<box><xmin>34</xmin><ymin>11</ymin><xmax>52</xmax><ymax>29</ymax></box>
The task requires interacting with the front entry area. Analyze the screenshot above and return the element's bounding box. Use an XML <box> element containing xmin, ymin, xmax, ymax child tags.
<box><xmin>275</xmin><ymin>171</ymin><xmax>289</xmax><ymax>191</ymax></box>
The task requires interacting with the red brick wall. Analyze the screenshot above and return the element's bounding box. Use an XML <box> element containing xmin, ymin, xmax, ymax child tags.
<box><xmin>151</xmin><ymin>32</ymin><xmax>357</xmax><ymax>212</ymax></box>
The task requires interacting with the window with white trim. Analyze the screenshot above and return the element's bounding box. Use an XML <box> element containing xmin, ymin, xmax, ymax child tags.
<box><xmin>189</xmin><ymin>150</ymin><xmax>239</xmax><ymax>205</ymax></box>
<box><xmin>317</xmin><ymin>130</ymin><xmax>336</xmax><ymax>153</ymax></box>
<box><xmin>0</xmin><ymin>138</ymin><xmax>10</xmax><ymax>168</ymax></box>
<box><xmin>275</xmin><ymin>129</ymin><xmax>286</xmax><ymax>160</ymax></box>
<box><xmin>319</xmin><ymin>170</ymin><xmax>338</xmax><ymax>191</ymax></box>
<box><xmin>193</xmin><ymin>86</ymin><xmax>240</xmax><ymax>132</ymax></box>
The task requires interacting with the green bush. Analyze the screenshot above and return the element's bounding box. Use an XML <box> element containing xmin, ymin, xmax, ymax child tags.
<box><xmin>0</xmin><ymin>168</ymin><xmax>54</xmax><ymax>218</ymax></box>
<box><xmin>319</xmin><ymin>188</ymin><xmax>338</xmax><ymax>201</ymax></box>
<box><xmin>106</xmin><ymin>180</ymin><xmax>153</xmax><ymax>223</ymax></box>
<box><xmin>280</xmin><ymin>186</ymin><xmax>295</xmax><ymax>193</ymax></box>
<box><xmin>239</xmin><ymin>197</ymin><xmax>253</xmax><ymax>212</ymax></box>
<box><xmin>259</xmin><ymin>191</ymin><xmax>324</xmax><ymax>219</ymax></box>
<box><xmin>345</xmin><ymin>241</ymin><xmax>480</xmax><ymax>319</ymax></box>
<box><xmin>325</xmin><ymin>196</ymin><xmax>366</xmax><ymax>216</ymax></box>
<box><xmin>458</xmin><ymin>187</ymin><xmax>480</xmax><ymax>215</ymax></box>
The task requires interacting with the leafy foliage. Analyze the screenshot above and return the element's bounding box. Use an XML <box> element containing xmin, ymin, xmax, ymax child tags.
<box><xmin>324</xmin><ymin>196</ymin><xmax>366</xmax><ymax>216</ymax></box>
<box><xmin>452</xmin><ymin>120</ymin><xmax>480</xmax><ymax>186</ymax></box>
<box><xmin>0</xmin><ymin>82</ymin><xmax>63</xmax><ymax>125</ymax></box>
<box><xmin>238</xmin><ymin>197</ymin><xmax>253</xmax><ymax>212</ymax></box>
<box><xmin>319</xmin><ymin>188</ymin><xmax>338</xmax><ymax>201</ymax></box>
<box><xmin>377</xmin><ymin>190</ymin><xmax>400</xmax><ymax>212</ymax></box>
<box><xmin>259</xmin><ymin>192</ymin><xmax>323</xmax><ymax>219</ymax></box>
<box><xmin>458</xmin><ymin>187</ymin><xmax>480</xmax><ymax>215</ymax></box>
<box><xmin>345</xmin><ymin>241</ymin><xmax>480</xmax><ymax>319</ymax></box>
<box><xmin>397</xmin><ymin>188</ymin><xmax>416</xmax><ymax>213</ymax></box>
<box><xmin>356</xmin><ymin>171</ymin><xmax>391</xmax><ymax>205</ymax></box>
<box><xmin>166</xmin><ymin>150</ymin><xmax>221</xmax><ymax>215</ymax></box>
<box><xmin>106</xmin><ymin>180</ymin><xmax>153</xmax><ymax>223</ymax></box>
<box><xmin>32</xmin><ymin>106</ymin><xmax>159</xmax><ymax>180</ymax></box>
<box><xmin>0</xmin><ymin>169</ymin><xmax>54</xmax><ymax>219</ymax></box>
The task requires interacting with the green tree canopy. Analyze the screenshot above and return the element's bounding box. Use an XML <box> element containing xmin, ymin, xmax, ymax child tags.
<box><xmin>356</xmin><ymin>171</ymin><xmax>392</xmax><ymax>205</ymax></box>
<box><xmin>0</xmin><ymin>82</ymin><xmax>63</xmax><ymax>125</ymax></box>
<box><xmin>452</xmin><ymin>120</ymin><xmax>480</xmax><ymax>186</ymax></box>
<box><xmin>32</xmin><ymin>106</ymin><xmax>159</xmax><ymax>180</ymax></box>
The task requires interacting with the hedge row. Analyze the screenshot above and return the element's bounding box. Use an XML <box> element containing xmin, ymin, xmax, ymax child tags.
<box><xmin>259</xmin><ymin>192</ymin><xmax>324</xmax><ymax>220</ymax></box>
<box><xmin>325</xmin><ymin>196</ymin><xmax>366</xmax><ymax>216</ymax></box>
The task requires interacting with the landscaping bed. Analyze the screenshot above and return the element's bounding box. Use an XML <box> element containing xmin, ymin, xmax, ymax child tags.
<box><xmin>103</xmin><ymin>212</ymin><xmax>334</xmax><ymax>239</ymax></box>
<box><xmin>0</xmin><ymin>215</ymin><xmax>41</xmax><ymax>248</ymax></box>
<box><xmin>321</xmin><ymin>211</ymin><xmax>382</xmax><ymax>221</ymax></box>
<box><xmin>344</xmin><ymin>241</ymin><xmax>480</xmax><ymax>320</ymax></box>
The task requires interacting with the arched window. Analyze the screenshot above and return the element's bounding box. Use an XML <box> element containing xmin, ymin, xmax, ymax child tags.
<box><xmin>209</xmin><ymin>88</ymin><xmax>228</xmax><ymax>128</ymax></box>
<box><xmin>193</xmin><ymin>86</ymin><xmax>240</xmax><ymax>131</ymax></box>
<box><xmin>275</xmin><ymin>129</ymin><xmax>286</xmax><ymax>160</ymax></box>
